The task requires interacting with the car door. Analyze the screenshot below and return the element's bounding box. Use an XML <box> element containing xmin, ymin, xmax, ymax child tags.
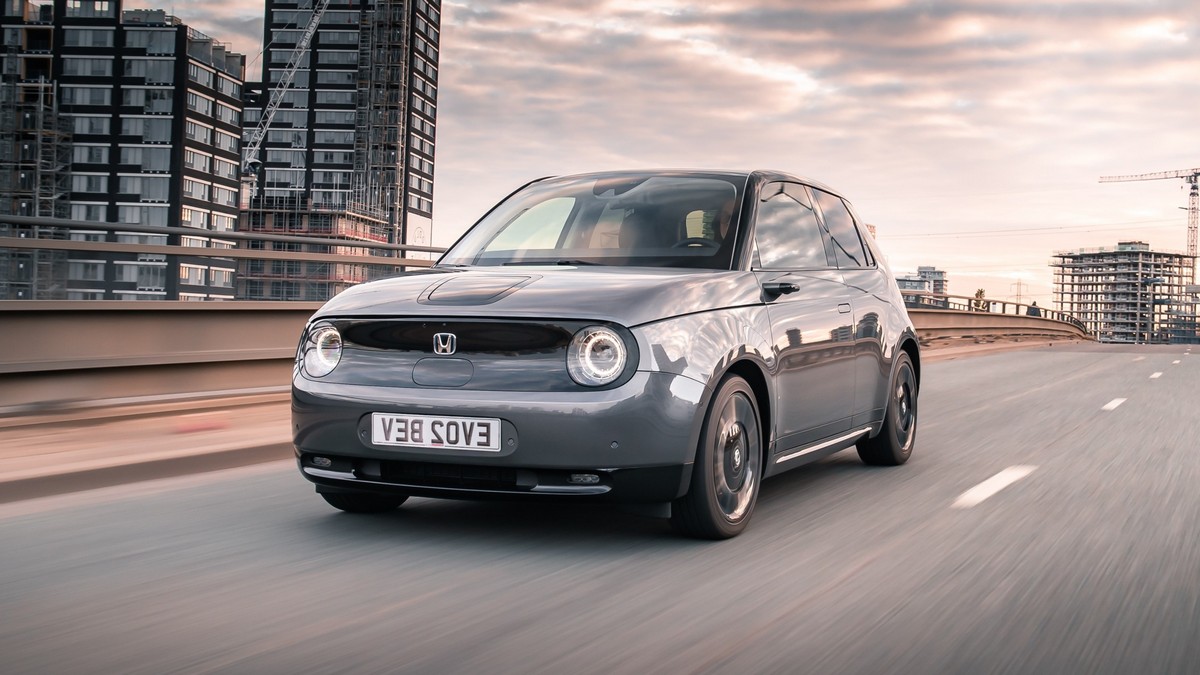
<box><xmin>811</xmin><ymin>188</ymin><xmax>889</xmax><ymax>428</ymax></box>
<box><xmin>752</xmin><ymin>181</ymin><xmax>857</xmax><ymax>454</ymax></box>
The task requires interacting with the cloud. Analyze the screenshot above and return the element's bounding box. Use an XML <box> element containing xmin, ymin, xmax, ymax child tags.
<box><xmin>430</xmin><ymin>0</ymin><xmax>1199</xmax><ymax>302</ymax></box>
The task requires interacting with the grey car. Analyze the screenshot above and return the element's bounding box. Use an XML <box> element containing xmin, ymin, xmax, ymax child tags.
<box><xmin>293</xmin><ymin>170</ymin><xmax>920</xmax><ymax>538</ymax></box>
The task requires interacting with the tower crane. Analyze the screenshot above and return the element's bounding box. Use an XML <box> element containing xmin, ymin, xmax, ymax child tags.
<box><xmin>1099</xmin><ymin>168</ymin><xmax>1200</xmax><ymax>282</ymax></box>
<box><xmin>240</xmin><ymin>0</ymin><xmax>332</xmax><ymax>199</ymax></box>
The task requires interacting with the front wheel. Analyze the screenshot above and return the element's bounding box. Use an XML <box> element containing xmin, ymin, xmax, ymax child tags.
<box><xmin>672</xmin><ymin>375</ymin><xmax>763</xmax><ymax>539</ymax></box>
<box><xmin>320</xmin><ymin>492</ymin><xmax>408</xmax><ymax>513</ymax></box>
<box><xmin>857</xmin><ymin>351</ymin><xmax>917</xmax><ymax>466</ymax></box>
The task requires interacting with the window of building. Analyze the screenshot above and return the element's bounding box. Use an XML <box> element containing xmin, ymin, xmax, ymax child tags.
<box><xmin>63</xmin><ymin>28</ymin><xmax>115</xmax><ymax>47</ymax></box>
<box><xmin>62</xmin><ymin>57</ymin><xmax>113</xmax><ymax>77</ymax></box>
<box><xmin>315</xmin><ymin>70</ymin><xmax>354</xmax><ymax>85</ymax></box>
<box><xmin>212</xmin><ymin>214</ymin><xmax>236</xmax><ymax>232</ymax></box>
<box><xmin>215</xmin><ymin>75</ymin><xmax>240</xmax><ymax>98</ymax></box>
<box><xmin>179</xmin><ymin>264</ymin><xmax>207</xmax><ymax>285</ymax></box>
<box><xmin>212</xmin><ymin>157</ymin><xmax>238</xmax><ymax>180</ymax></box>
<box><xmin>314</xmin><ymin>90</ymin><xmax>354</xmax><ymax>105</ymax></box>
<box><xmin>317</xmin><ymin>50</ymin><xmax>356</xmax><ymax>65</ymax></box>
<box><xmin>184</xmin><ymin>149</ymin><xmax>211</xmax><ymax>172</ymax></box>
<box><xmin>125</xmin><ymin>29</ymin><xmax>175</xmax><ymax>54</ymax></box>
<box><xmin>118</xmin><ymin>175</ymin><xmax>170</xmax><ymax>201</ymax></box>
<box><xmin>320</xmin><ymin>30</ymin><xmax>358</xmax><ymax>45</ymax></box>
<box><xmin>123</xmin><ymin>88</ymin><xmax>174</xmax><ymax>114</ymax></box>
<box><xmin>186</xmin><ymin>91</ymin><xmax>213</xmax><ymax>116</ymax></box>
<box><xmin>312</xmin><ymin>170</ymin><xmax>350</xmax><ymax>187</ymax></box>
<box><xmin>314</xmin><ymin>130</ymin><xmax>353</xmax><ymax>144</ymax></box>
<box><xmin>118</xmin><ymin>205</ymin><xmax>169</xmax><ymax>225</ymax></box>
<box><xmin>181</xmin><ymin>207</ymin><xmax>210</xmax><ymax>228</ymax></box>
<box><xmin>214</xmin><ymin>102</ymin><xmax>239</xmax><ymax>125</ymax></box>
<box><xmin>70</xmin><ymin>207</ymin><xmax>106</xmax><ymax>223</ymax></box>
<box><xmin>188</xmin><ymin>63</ymin><xmax>214</xmax><ymax>88</ymax></box>
<box><xmin>212</xmin><ymin>185</ymin><xmax>237</xmax><ymax>207</ymax></box>
<box><xmin>120</xmin><ymin>146</ymin><xmax>172</xmax><ymax>171</ymax></box>
<box><xmin>214</xmin><ymin>129</ymin><xmax>238</xmax><ymax>153</ymax></box>
<box><xmin>210</xmin><ymin>268</ymin><xmax>233</xmax><ymax>287</ymax></box>
<box><xmin>65</xmin><ymin>1</ymin><xmax>114</xmax><ymax>18</ymax></box>
<box><xmin>269</xmin><ymin>69</ymin><xmax>310</xmax><ymax>87</ymax></box>
<box><xmin>72</xmin><ymin>145</ymin><xmax>109</xmax><ymax>164</ymax></box>
<box><xmin>71</xmin><ymin>174</ymin><xmax>108</xmax><ymax>193</ymax></box>
<box><xmin>321</xmin><ymin>10</ymin><xmax>358</xmax><ymax>24</ymax></box>
<box><xmin>121</xmin><ymin>117</ymin><xmax>172</xmax><ymax>142</ymax></box>
<box><xmin>70</xmin><ymin>116</ymin><xmax>110</xmax><ymax>135</ymax></box>
<box><xmin>185</xmin><ymin>120</ymin><xmax>212</xmax><ymax>144</ymax></box>
<box><xmin>69</xmin><ymin>260</ymin><xmax>105</xmax><ymax>280</ymax></box>
<box><xmin>61</xmin><ymin>86</ymin><xmax>112</xmax><ymax>105</ymax></box>
<box><xmin>265</xmin><ymin>169</ymin><xmax>305</xmax><ymax>188</ymax></box>
<box><xmin>182</xmin><ymin>178</ymin><xmax>211</xmax><ymax>200</ymax></box>
<box><xmin>314</xmin><ymin>110</ymin><xmax>354</xmax><ymax>125</ymax></box>
<box><xmin>124</xmin><ymin>58</ymin><xmax>175</xmax><ymax>83</ymax></box>
<box><xmin>313</xmin><ymin>150</ymin><xmax>352</xmax><ymax>164</ymax></box>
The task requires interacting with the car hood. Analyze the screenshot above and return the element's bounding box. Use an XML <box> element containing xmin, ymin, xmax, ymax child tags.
<box><xmin>312</xmin><ymin>266</ymin><xmax>762</xmax><ymax>327</ymax></box>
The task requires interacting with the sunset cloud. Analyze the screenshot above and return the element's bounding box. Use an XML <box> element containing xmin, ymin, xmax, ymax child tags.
<box><xmin>127</xmin><ymin>0</ymin><xmax>1198</xmax><ymax>302</ymax></box>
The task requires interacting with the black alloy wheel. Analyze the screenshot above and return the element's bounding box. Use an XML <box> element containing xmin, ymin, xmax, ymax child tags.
<box><xmin>857</xmin><ymin>350</ymin><xmax>917</xmax><ymax>466</ymax></box>
<box><xmin>672</xmin><ymin>375</ymin><xmax>763</xmax><ymax>539</ymax></box>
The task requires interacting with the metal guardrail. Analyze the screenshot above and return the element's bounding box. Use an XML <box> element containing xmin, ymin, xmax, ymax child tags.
<box><xmin>0</xmin><ymin>296</ymin><xmax>1091</xmax><ymax>414</ymax></box>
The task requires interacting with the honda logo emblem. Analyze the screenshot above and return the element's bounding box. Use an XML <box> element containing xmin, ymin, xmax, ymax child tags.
<box><xmin>433</xmin><ymin>333</ymin><xmax>457</xmax><ymax>355</ymax></box>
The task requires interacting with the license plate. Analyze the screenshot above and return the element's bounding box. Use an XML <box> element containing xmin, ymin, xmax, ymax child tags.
<box><xmin>370</xmin><ymin>413</ymin><xmax>502</xmax><ymax>452</ymax></box>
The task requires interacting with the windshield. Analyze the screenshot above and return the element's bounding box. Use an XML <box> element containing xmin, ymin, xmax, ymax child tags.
<box><xmin>438</xmin><ymin>173</ymin><xmax>746</xmax><ymax>269</ymax></box>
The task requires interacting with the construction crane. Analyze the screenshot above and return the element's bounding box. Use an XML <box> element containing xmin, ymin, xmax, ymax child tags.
<box><xmin>1100</xmin><ymin>167</ymin><xmax>1200</xmax><ymax>282</ymax></box>
<box><xmin>240</xmin><ymin>0</ymin><xmax>332</xmax><ymax>198</ymax></box>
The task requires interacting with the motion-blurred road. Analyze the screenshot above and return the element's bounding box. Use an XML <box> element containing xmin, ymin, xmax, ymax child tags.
<box><xmin>2</xmin><ymin>343</ymin><xmax>1198</xmax><ymax>674</ymax></box>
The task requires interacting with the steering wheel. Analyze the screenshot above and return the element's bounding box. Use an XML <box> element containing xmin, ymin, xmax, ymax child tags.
<box><xmin>671</xmin><ymin>238</ymin><xmax>720</xmax><ymax>249</ymax></box>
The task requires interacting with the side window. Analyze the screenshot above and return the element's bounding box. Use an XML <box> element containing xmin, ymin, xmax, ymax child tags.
<box><xmin>753</xmin><ymin>182</ymin><xmax>830</xmax><ymax>269</ymax></box>
<box><xmin>812</xmin><ymin>189</ymin><xmax>869</xmax><ymax>269</ymax></box>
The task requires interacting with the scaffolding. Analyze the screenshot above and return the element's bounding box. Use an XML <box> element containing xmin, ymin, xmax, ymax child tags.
<box><xmin>0</xmin><ymin>43</ymin><xmax>72</xmax><ymax>299</ymax></box>
<box><xmin>1051</xmin><ymin>241</ymin><xmax>1198</xmax><ymax>344</ymax></box>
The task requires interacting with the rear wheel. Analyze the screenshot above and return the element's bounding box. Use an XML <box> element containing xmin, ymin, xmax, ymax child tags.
<box><xmin>857</xmin><ymin>351</ymin><xmax>917</xmax><ymax>466</ymax></box>
<box><xmin>672</xmin><ymin>375</ymin><xmax>763</xmax><ymax>539</ymax></box>
<box><xmin>320</xmin><ymin>492</ymin><xmax>408</xmax><ymax>514</ymax></box>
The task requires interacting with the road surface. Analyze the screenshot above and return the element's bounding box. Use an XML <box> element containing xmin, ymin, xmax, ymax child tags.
<box><xmin>2</xmin><ymin>343</ymin><xmax>1198</xmax><ymax>674</ymax></box>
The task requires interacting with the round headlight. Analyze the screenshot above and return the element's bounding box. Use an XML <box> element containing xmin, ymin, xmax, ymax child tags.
<box><xmin>302</xmin><ymin>323</ymin><xmax>342</xmax><ymax>377</ymax></box>
<box><xmin>567</xmin><ymin>326</ymin><xmax>627</xmax><ymax>386</ymax></box>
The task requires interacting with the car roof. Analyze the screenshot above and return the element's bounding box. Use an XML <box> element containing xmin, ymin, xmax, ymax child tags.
<box><xmin>529</xmin><ymin>169</ymin><xmax>848</xmax><ymax>201</ymax></box>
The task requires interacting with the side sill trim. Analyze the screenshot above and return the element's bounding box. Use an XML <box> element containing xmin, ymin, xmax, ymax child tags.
<box><xmin>774</xmin><ymin>427</ymin><xmax>872</xmax><ymax>464</ymax></box>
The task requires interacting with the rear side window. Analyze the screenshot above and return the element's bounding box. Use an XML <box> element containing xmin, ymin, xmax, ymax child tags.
<box><xmin>753</xmin><ymin>182</ymin><xmax>831</xmax><ymax>269</ymax></box>
<box><xmin>812</xmin><ymin>189</ymin><xmax>869</xmax><ymax>269</ymax></box>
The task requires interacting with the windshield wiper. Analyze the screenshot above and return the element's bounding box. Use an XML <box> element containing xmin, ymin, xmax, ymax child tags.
<box><xmin>501</xmin><ymin>259</ymin><xmax>604</xmax><ymax>266</ymax></box>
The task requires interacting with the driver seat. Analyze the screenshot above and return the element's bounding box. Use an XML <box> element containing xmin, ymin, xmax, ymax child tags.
<box><xmin>618</xmin><ymin>212</ymin><xmax>675</xmax><ymax>251</ymax></box>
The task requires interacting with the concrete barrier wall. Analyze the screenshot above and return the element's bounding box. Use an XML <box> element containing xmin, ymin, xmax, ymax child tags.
<box><xmin>0</xmin><ymin>301</ymin><xmax>1089</xmax><ymax>413</ymax></box>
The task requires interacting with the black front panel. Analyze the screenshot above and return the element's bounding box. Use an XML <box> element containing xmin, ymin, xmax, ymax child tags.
<box><xmin>312</xmin><ymin>318</ymin><xmax>637</xmax><ymax>392</ymax></box>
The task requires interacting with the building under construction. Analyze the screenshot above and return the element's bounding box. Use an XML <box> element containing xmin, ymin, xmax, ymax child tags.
<box><xmin>1051</xmin><ymin>241</ymin><xmax>1198</xmax><ymax>344</ymax></box>
<box><xmin>239</xmin><ymin>0</ymin><xmax>440</xmax><ymax>301</ymax></box>
<box><xmin>0</xmin><ymin>0</ymin><xmax>72</xmax><ymax>300</ymax></box>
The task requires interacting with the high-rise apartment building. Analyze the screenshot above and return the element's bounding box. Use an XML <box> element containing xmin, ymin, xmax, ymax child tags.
<box><xmin>239</xmin><ymin>0</ymin><xmax>440</xmax><ymax>301</ymax></box>
<box><xmin>1</xmin><ymin>0</ymin><xmax>247</xmax><ymax>300</ymax></box>
<box><xmin>1051</xmin><ymin>240</ymin><xmax>1197</xmax><ymax>343</ymax></box>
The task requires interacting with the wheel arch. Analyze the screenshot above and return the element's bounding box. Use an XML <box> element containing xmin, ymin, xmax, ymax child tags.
<box><xmin>722</xmin><ymin>358</ymin><xmax>773</xmax><ymax>464</ymax></box>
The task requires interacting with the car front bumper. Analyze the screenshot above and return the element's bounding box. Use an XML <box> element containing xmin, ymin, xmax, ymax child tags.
<box><xmin>293</xmin><ymin>370</ymin><xmax>708</xmax><ymax>503</ymax></box>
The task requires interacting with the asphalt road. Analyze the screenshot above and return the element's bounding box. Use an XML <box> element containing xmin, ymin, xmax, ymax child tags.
<box><xmin>2</xmin><ymin>343</ymin><xmax>1198</xmax><ymax>674</ymax></box>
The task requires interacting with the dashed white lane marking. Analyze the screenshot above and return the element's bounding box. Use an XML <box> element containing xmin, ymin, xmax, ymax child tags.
<box><xmin>1150</xmin><ymin>372</ymin><xmax>1163</xmax><ymax>379</ymax></box>
<box><xmin>953</xmin><ymin>466</ymin><xmax>1038</xmax><ymax>509</ymax></box>
<box><xmin>1133</xmin><ymin>356</ymin><xmax>1146</xmax><ymax>361</ymax></box>
<box><xmin>1102</xmin><ymin>398</ymin><xmax>1127</xmax><ymax>411</ymax></box>
<box><xmin>1174</xmin><ymin>360</ymin><xmax>1182</xmax><ymax>364</ymax></box>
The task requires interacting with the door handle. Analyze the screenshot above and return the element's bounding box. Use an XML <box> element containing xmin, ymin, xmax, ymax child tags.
<box><xmin>838</xmin><ymin>303</ymin><xmax>851</xmax><ymax>314</ymax></box>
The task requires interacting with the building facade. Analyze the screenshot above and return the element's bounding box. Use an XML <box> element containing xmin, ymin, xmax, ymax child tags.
<box><xmin>2</xmin><ymin>0</ymin><xmax>247</xmax><ymax>300</ymax></box>
<box><xmin>239</xmin><ymin>0</ymin><xmax>440</xmax><ymax>301</ymax></box>
<box><xmin>1051</xmin><ymin>241</ymin><xmax>1197</xmax><ymax>343</ymax></box>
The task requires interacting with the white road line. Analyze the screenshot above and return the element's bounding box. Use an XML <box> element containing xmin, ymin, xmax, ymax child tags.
<box><xmin>1150</xmin><ymin>372</ymin><xmax>1163</xmax><ymax>379</ymax></box>
<box><xmin>1173</xmin><ymin>360</ymin><xmax>1182</xmax><ymax>364</ymax></box>
<box><xmin>952</xmin><ymin>466</ymin><xmax>1038</xmax><ymax>509</ymax></box>
<box><xmin>1133</xmin><ymin>356</ymin><xmax>1146</xmax><ymax>361</ymax></box>
<box><xmin>1102</xmin><ymin>398</ymin><xmax>1127</xmax><ymax>411</ymax></box>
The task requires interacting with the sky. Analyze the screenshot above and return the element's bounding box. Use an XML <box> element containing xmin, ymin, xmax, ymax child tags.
<box><xmin>137</xmin><ymin>0</ymin><xmax>1199</xmax><ymax>305</ymax></box>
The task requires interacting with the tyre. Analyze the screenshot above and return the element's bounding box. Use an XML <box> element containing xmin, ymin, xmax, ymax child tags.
<box><xmin>320</xmin><ymin>492</ymin><xmax>408</xmax><ymax>514</ymax></box>
<box><xmin>857</xmin><ymin>350</ymin><xmax>917</xmax><ymax>466</ymax></box>
<box><xmin>671</xmin><ymin>375</ymin><xmax>763</xmax><ymax>539</ymax></box>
